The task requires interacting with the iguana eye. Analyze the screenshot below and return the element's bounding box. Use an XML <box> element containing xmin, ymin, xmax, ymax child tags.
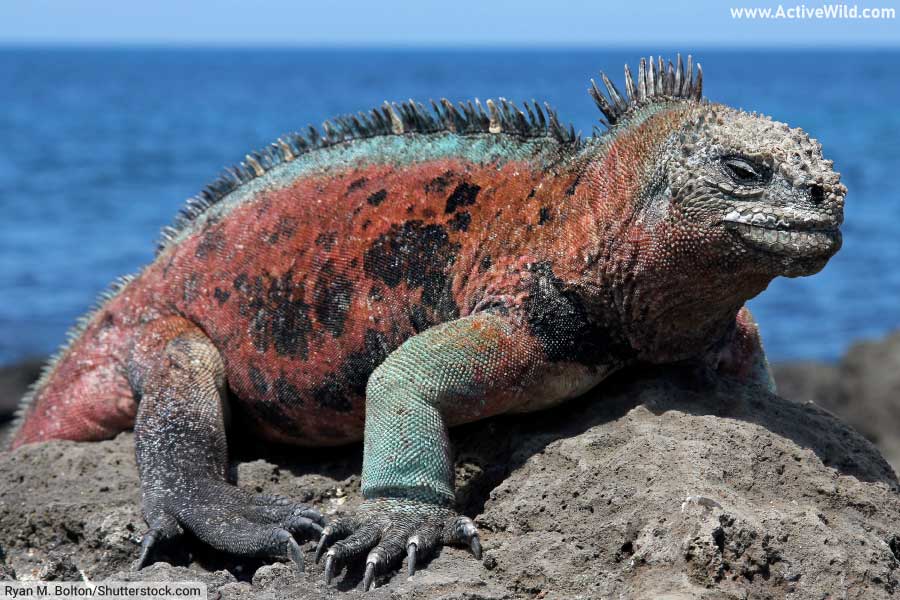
<box><xmin>721</xmin><ymin>156</ymin><xmax>769</xmax><ymax>185</ymax></box>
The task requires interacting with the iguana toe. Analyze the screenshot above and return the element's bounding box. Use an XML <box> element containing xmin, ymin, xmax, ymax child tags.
<box><xmin>134</xmin><ymin>513</ymin><xmax>182</xmax><ymax>571</ymax></box>
<box><xmin>252</xmin><ymin>496</ymin><xmax>325</xmax><ymax>538</ymax></box>
<box><xmin>445</xmin><ymin>515</ymin><xmax>482</xmax><ymax>559</ymax></box>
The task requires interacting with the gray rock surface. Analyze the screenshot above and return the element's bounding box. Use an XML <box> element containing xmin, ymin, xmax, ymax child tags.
<box><xmin>2</xmin><ymin>367</ymin><xmax>900</xmax><ymax>599</ymax></box>
<box><xmin>774</xmin><ymin>329</ymin><xmax>900</xmax><ymax>471</ymax></box>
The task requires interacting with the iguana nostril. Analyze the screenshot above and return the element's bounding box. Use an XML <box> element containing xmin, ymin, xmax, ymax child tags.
<box><xmin>810</xmin><ymin>184</ymin><xmax>825</xmax><ymax>204</ymax></box>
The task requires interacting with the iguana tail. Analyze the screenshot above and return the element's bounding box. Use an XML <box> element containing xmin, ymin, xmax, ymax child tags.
<box><xmin>8</xmin><ymin>276</ymin><xmax>138</xmax><ymax>449</ymax></box>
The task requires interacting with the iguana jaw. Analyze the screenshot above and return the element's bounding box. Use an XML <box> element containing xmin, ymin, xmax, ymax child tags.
<box><xmin>722</xmin><ymin>205</ymin><xmax>842</xmax><ymax>260</ymax></box>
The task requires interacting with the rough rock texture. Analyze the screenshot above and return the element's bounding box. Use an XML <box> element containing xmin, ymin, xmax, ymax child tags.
<box><xmin>774</xmin><ymin>329</ymin><xmax>900</xmax><ymax>471</ymax></box>
<box><xmin>2</xmin><ymin>366</ymin><xmax>900</xmax><ymax>598</ymax></box>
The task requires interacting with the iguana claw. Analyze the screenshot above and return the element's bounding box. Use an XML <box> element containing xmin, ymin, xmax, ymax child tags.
<box><xmin>317</xmin><ymin>498</ymin><xmax>481</xmax><ymax>590</ymax></box>
<box><xmin>286</xmin><ymin>536</ymin><xmax>305</xmax><ymax>573</ymax></box>
<box><xmin>406</xmin><ymin>542</ymin><xmax>418</xmax><ymax>576</ymax></box>
<box><xmin>134</xmin><ymin>530</ymin><xmax>157</xmax><ymax>571</ymax></box>
<box><xmin>324</xmin><ymin>552</ymin><xmax>336</xmax><ymax>584</ymax></box>
<box><xmin>362</xmin><ymin>559</ymin><xmax>377</xmax><ymax>591</ymax></box>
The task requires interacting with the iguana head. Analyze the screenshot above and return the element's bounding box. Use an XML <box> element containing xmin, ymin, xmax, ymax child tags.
<box><xmin>590</xmin><ymin>55</ymin><xmax>846</xmax><ymax>283</ymax></box>
<box><xmin>667</xmin><ymin>104</ymin><xmax>845</xmax><ymax>279</ymax></box>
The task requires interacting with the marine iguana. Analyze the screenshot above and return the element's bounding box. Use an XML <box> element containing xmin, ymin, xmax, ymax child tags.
<box><xmin>8</xmin><ymin>54</ymin><xmax>845</xmax><ymax>590</ymax></box>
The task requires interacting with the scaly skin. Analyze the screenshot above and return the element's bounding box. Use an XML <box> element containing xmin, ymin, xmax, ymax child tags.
<box><xmin>8</xmin><ymin>55</ymin><xmax>844</xmax><ymax>589</ymax></box>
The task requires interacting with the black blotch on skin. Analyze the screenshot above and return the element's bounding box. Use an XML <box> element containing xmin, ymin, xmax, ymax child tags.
<box><xmin>523</xmin><ymin>262</ymin><xmax>633</xmax><ymax>366</ymax></box>
<box><xmin>312</xmin><ymin>385</ymin><xmax>351</xmax><ymax>412</ymax></box>
<box><xmin>214</xmin><ymin>288</ymin><xmax>230</xmax><ymax>305</ymax></box>
<box><xmin>268</xmin><ymin>273</ymin><xmax>312</xmax><ymax>357</ymax></box>
<box><xmin>312</xmin><ymin>329</ymin><xmax>390</xmax><ymax>412</ymax></box>
<box><xmin>347</xmin><ymin>177</ymin><xmax>368</xmax><ymax>193</ymax></box>
<box><xmin>315</xmin><ymin>232</ymin><xmax>337</xmax><ymax>250</ymax></box>
<box><xmin>408</xmin><ymin>304</ymin><xmax>434</xmax><ymax>333</ymax></box>
<box><xmin>317</xmin><ymin>424</ymin><xmax>351</xmax><ymax>440</ymax></box>
<box><xmin>444</xmin><ymin>182</ymin><xmax>481</xmax><ymax>214</ymax></box>
<box><xmin>449</xmin><ymin>211</ymin><xmax>471</xmax><ymax>232</ymax></box>
<box><xmin>249</xmin><ymin>366</ymin><xmax>269</xmax><ymax>395</ymax></box>
<box><xmin>368</xmin><ymin>285</ymin><xmax>384</xmax><ymax>302</ymax></box>
<box><xmin>527</xmin><ymin>188</ymin><xmax>537</xmax><ymax>199</ymax></box>
<box><xmin>245</xmin><ymin>400</ymin><xmax>295</xmax><ymax>435</ymax></box>
<box><xmin>195</xmin><ymin>227</ymin><xmax>226</xmax><ymax>259</ymax></box>
<box><xmin>99</xmin><ymin>312</ymin><xmax>115</xmax><ymax>330</ymax></box>
<box><xmin>267</xmin><ymin>216</ymin><xmax>299</xmax><ymax>245</ymax></box>
<box><xmin>233</xmin><ymin>271</ymin><xmax>312</xmax><ymax>358</ymax></box>
<box><xmin>564</xmin><ymin>174</ymin><xmax>582</xmax><ymax>196</ymax></box>
<box><xmin>425</xmin><ymin>171</ymin><xmax>454</xmax><ymax>194</ymax></box>
<box><xmin>363</xmin><ymin>220</ymin><xmax>460</xmax><ymax>319</ymax></box>
<box><xmin>367</xmin><ymin>189</ymin><xmax>388</xmax><ymax>206</ymax></box>
<box><xmin>273</xmin><ymin>374</ymin><xmax>303</xmax><ymax>406</ymax></box>
<box><xmin>313</xmin><ymin>260</ymin><xmax>354</xmax><ymax>338</ymax></box>
<box><xmin>538</xmin><ymin>207</ymin><xmax>552</xmax><ymax>225</ymax></box>
<box><xmin>479</xmin><ymin>255</ymin><xmax>492</xmax><ymax>272</ymax></box>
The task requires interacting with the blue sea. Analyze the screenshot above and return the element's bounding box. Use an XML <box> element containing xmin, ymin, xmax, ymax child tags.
<box><xmin>0</xmin><ymin>48</ymin><xmax>898</xmax><ymax>364</ymax></box>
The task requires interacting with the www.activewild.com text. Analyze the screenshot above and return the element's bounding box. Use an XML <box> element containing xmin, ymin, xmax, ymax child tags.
<box><xmin>731</xmin><ymin>4</ymin><xmax>895</xmax><ymax>19</ymax></box>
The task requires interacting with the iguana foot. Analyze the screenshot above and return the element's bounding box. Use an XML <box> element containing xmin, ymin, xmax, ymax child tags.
<box><xmin>135</xmin><ymin>484</ymin><xmax>324</xmax><ymax>571</ymax></box>
<box><xmin>315</xmin><ymin>498</ymin><xmax>481</xmax><ymax>590</ymax></box>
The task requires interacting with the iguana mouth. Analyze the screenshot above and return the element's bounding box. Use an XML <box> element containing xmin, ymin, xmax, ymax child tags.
<box><xmin>723</xmin><ymin>209</ymin><xmax>841</xmax><ymax>257</ymax></box>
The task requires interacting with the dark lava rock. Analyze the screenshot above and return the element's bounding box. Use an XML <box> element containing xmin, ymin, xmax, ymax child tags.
<box><xmin>2</xmin><ymin>367</ymin><xmax>900</xmax><ymax>598</ymax></box>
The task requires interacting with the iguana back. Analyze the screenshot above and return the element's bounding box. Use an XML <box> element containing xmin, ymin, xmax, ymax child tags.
<box><xmin>10</xmin><ymin>100</ymin><xmax>589</xmax><ymax>447</ymax></box>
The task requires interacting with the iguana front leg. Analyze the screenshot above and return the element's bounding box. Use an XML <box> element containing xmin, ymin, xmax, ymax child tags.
<box><xmin>130</xmin><ymin>317</ymin><xmax>324</xmax><ymax>570</ymax></box>
<box><xmin>316</xmin><ymin>311</ymin><xmax>552</xmax><ymax>589</ymax></box>
<box><xmin>714</xmin><ymin>306</ymin><xmax>776</xmax><ymax>392</ymax></box>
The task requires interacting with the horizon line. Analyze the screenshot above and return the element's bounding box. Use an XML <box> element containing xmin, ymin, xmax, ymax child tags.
<box><xmin>0</xmin><ymin>40</ymin><xmax>898</xmax><ymax>51</ymax></box>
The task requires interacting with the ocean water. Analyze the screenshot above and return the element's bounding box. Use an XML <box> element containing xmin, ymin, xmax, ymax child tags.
<box><xmin>0</xmin><ymin>48</ymin><xmax>897</xmax><ymax>364</ymax></box>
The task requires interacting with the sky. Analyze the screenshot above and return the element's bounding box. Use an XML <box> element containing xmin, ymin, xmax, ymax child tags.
<box><xmin>0</xmin><ymin>0</ymin><xmax>897</xmax><ymax>47</ymax></box>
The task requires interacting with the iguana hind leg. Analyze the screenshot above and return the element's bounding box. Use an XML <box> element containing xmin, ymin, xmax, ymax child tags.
<box><xmin>317</xmin><ymin>312</ymin><xmax>552</xmax><ymax>590</ymax></box>
<box><xmin>131</xmin><ymin>317</ymin><xmax>323</xmax><ymax>571</ymax></box>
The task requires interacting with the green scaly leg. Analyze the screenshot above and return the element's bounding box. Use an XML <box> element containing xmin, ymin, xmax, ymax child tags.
<box><xmin>316</xmin><ymin>312</ymin><xmax>546</xmax><ymax>589</ymax></box>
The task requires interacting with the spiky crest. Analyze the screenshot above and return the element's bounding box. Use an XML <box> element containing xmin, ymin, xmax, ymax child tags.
<box><xmin>156</xmin><ymin>98</ymin><xmax>578</xmax><ymax>255</ymax></box>
<box><xmin>589</xmin><ymin>54</ymin><xmax>704</xmax><ymax>128</ymax></box>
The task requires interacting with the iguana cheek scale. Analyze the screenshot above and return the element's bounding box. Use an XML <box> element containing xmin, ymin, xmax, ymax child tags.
<box><xmin>8</xmin><ymin>55</ymin><xmax>845</xmax><ymax>591</ymax></box>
